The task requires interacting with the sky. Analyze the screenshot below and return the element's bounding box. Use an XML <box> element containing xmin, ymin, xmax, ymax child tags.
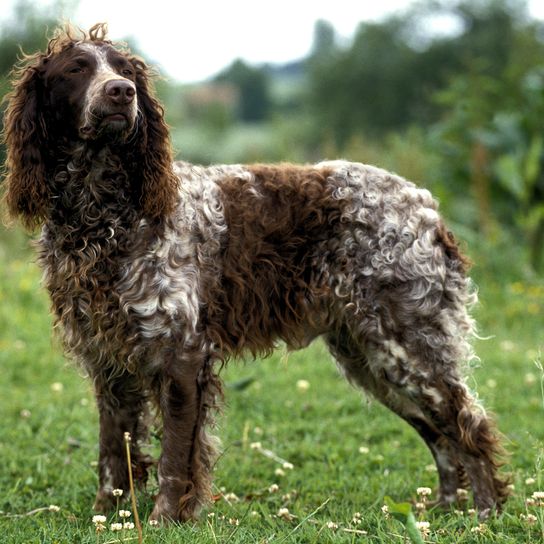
<box><xmin>3</xmin><ymin>0</ymin><xmax>544</xmax><ymax>83</ymax></box>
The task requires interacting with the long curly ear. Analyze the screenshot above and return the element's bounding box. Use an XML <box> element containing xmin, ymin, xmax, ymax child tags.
<box><xmin>132</xmin><ymin>59</ymin><xmax>179</xmax><ymax>220</ymax></box>
<box><xmin>2</xmin><ymin>59</ymin><xmax>49</xmax><ymax>229</ymax></box>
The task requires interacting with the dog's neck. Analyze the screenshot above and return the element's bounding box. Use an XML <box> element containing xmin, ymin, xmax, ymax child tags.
<box><xmin>45</xmin><ymin>142</ymin><xmax>143</xmax><ymax>254</ymax></box>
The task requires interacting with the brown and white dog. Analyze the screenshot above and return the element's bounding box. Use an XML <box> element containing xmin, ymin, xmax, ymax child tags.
<box><xmin>2</xmin><ymin>24</ymin><xmax>508</xmax><ymax>522</ymax></box>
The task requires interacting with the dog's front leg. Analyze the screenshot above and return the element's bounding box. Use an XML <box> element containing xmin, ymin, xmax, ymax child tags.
<box><xmin>92</xmin><ymin>371</ymin><xmax>151</xmax><ymax>513</ymax></box>
<box><xmin>150</xmin><ymin>345</ymin><xmax>218</xmax><ymax>523</ymax></box>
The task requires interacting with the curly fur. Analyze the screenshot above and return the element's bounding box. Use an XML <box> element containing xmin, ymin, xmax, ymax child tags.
<box><xmin>1</xmin><ymin>24</ymin><xmax>508</xmax><ymax>522</ymax></box>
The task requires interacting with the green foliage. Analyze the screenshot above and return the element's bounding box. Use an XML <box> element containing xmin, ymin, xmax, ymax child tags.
<box><xmin>0</xmin><ymin>1</ymin><xmax>64</xmax><ymax>77</ymax></box>
<box><xmin>306</xmin><ymin>0</ymin><xmax>543</xmax><ymax>146</ymax></box>
<box><xmin>432</xmin><ymin>29</ymin><xmax>544</xmax><ymax>270</ymax></box>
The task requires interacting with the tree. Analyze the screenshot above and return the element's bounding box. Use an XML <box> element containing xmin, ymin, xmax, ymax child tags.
<box><xmin>215</xmin><ymin>59</ymin><xmax>271</xmax><ymax>122</ymax></box>
<box><xmin>306</xmin><ymin>0</ymin><xmax>539</xmax><ymax>145</ymax></box>
<box><xmin>429</xmin><ymin>2</ymin><xmax>544</xmax><ymax>270</ymax></box>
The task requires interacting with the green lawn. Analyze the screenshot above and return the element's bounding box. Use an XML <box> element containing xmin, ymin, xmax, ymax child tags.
<box><xmin>0</xmin><ymin>230</ymin><xmax>543</xmax><ymax>543</ymax></box>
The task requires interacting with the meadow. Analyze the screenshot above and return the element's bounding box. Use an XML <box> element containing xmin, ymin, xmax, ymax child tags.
<box><xmin>0</xmin><ymin>217</ymin><xmax>543</xmax><ymax>544</ymax></box>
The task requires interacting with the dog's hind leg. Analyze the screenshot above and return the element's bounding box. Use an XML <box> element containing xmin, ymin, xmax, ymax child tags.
<box><xmin>326</xmin><ymin>326</ymin><xmax>467</xmax><ymax>507</ymax></box>
<box><xmin>328</xmin><ymin>318</ymin><xmax>508</xmax><ymax>518</ymax></box>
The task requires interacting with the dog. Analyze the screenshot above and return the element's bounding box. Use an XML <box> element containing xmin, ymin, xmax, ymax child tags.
<box><xmin>1</xmin><ymin>23</ymin><xmax>508</xmax><ymax>522</ymax></box>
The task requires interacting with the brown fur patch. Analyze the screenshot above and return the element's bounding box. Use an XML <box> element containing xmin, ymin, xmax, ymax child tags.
<box><xmin>205</xmin><ymin>164</ymin><xmax>337</xmax><ymax>357</ymax></box>
<box><xmin>436</xmin><ymin>221</ymin><xmax>472</xmax><ymax>273</ymax></box>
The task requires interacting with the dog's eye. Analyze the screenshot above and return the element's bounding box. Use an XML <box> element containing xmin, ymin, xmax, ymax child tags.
<box><xmin>122</xmin><ymin>68</ymin><xmax>134</xmax><ymax>77</ymax></box>
<box><xmin>69</xmin><ymin>66</ymin><xmax>85</xmax><ymax>74</ymax></box>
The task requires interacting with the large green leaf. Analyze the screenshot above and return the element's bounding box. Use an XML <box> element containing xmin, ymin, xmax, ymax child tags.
<box><xmin>384</xmin><ymin>496</ymin><xmax>425</xmax><ymax>544</ymax></box>
<box><xmin>495</xmin><ymin>153</ymin><xmax>526</xmax><ymax>201</ymax></box>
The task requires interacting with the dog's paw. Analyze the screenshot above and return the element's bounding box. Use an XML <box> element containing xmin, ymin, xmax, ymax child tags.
<box><xmin>93</xmin><ymin>490</ymin><xmax>117</xmax><ymax>513</ymax></box>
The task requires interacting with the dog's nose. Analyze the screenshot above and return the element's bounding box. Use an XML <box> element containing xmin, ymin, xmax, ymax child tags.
<box><xmin>105</xmin><ymin>79</ymin><xmax>136</xmax><ymax>104</ymax></box>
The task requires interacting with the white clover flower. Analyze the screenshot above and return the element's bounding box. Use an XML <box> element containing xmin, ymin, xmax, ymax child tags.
<box><xmin>110</xmin><ymin>522</ymin><xmax>123</xmax><ymax>531</ymax></box>
<box><xmin>326</xmin><ymin>521</ymin><xmax>339</xmax><ymax>530</ymax></box>
<box><xmin>499</xmin><ymin>340</ymin><xmax>516</xmax><ymax>351</ymax></box>
<box><xmin>48</xmin><ymin>504</ymin><xmax>60</xmax><ymax>512</ymax></box>
<box><xmin>269</xmin><ymin>483</ymin><xmax>279</xmax><ymax>493</ymax></box>
<box><xmin>533</xmin><ymin>491</ymin><xmax>544</xmax><ymax>500</ymax></box>
<box><xmin>223</xmin><ymin>492</ymin><xmax>239</xmax><ymax>502</ymax></box>
<box><xmin>470</xmin><ymin>524</ymin><xmax>486</xmax><ymax>534</ymax></box>
<box><xmin>250</xmin><ymin>441</ymin><xmax>262</xmax><ymax>450</ymax></box>
<box><xmin>275</xmin><ymin>468</ymin><xmax>285</xmax><ymax>477</ymax></box>
<box><xmin>358</xmin><ymin>446</ymin><xmax>370</xmax><ymax>454</ymax></box>
<box><xmin>276</xmin><ymin>508</ymin><xmax>295</xmax><ymax>521</ymax></box>
<box><xmin>228</xmin><ymin>518</ymin><xmax>240</xmax><ymax>526</ymax></box>
<box><xmin>92</xmin><ymin>515</ymin><xmax>107</xmax><ymax>524</ymax></box>
<box><xmin>149</xmin><ymin>519</ymin><xmax>159</xmax><ymax>526</ymax></box>
<box><xmin>20</xmin><ymin>409</ymin><xmax>31</xmax><ymax>418</ymax></box>
<box><xmin>521</xmin><ymin>513</ymin><xmax>538</xmax><ymax>525</ymax></box>
<box><xmin>119</xmin><ymin>510</ymin><xmax>131</xmax><ymax>518</ymax></box>
<box><xmin>112</xmin><ymin>488</ymin><xmax>123</xmax><ymax>497</ymax></box>
<box><xmin>282</xmin><ymin>462</ymin><xmax>294</xmax><ymax>470</ymax></box>
<box><xmin>123</xmin><ymin>522</ymin><xmax>135</xmax><ymax>530</ymax></box>
<box><xmin>51</xmin><ymin>382</ymin><xmax>64</xmax><ymax>392</ymax></box>
<box><xmin>296</xmin><ymin>379</ymin><xmax>310</xmax><ymax>392</ymax></box>
<box><xmin>416</xmin><ymin>521</ymin><xmax>430</xmax><ymax>532</ymax></box>
<box><xmin>416</xmin><ymin>487</ymin><xmax>432</xmax><ymax>497</ymax></box>
<box><xmin>456</xmin><ymin>488</ymin><xmax>469</xmax><ymax>498</ymax></box>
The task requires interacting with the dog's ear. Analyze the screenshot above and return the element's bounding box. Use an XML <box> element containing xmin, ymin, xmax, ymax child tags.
<box><xmin>131</xmin><ymin>58</ymin><xmax>179</xmax><ymax>220</ymax></box>
<box><xmin>2</xmin><ymin>57</ymin><xmax>49</xmax><ymax>229</ymax></box>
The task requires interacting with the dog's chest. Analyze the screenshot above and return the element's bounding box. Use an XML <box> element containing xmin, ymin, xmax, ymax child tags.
<box><xmin>40</xmin><ymin>220</ymin><xmax>205</xmax><ymax>365</ymax></box>
<box><xmin>114</xmin><ymin>228</ymin><xmax>203</xmax><ymax>343</ymax></box>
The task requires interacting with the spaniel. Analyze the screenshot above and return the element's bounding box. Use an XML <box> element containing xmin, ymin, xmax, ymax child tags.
<box><xmin>2</xmin><ymin>24</ymin><xmax>508</xmax><ymax>522</ymax></box>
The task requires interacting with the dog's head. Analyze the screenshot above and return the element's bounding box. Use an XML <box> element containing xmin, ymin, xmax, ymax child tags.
<box><xmin>2</xmin><ymin>23</ymin><xmax>178</xmax><ymax>228</ymax></box>
<box><xmin>46</xmin><ymin>37</ymin><xmax>139</xmax><ymax>141</ymax></box>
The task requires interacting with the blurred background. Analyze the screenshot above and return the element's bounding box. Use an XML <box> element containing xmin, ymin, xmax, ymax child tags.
<box><xmin>0</xmin><ymin>5</ymin><xmax>543</xmax><ymax>537</ymax></box>
<box><xmin>1</xmin><ymin>0</ymin><xmax>544</xmax><ymax>286</ymax></box>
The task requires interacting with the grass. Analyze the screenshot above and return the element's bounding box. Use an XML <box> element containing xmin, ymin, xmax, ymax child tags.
<box><xmin>0</xmin><ymin>229</ymin><xmax>543</xmax><ymax>543</ymax></box>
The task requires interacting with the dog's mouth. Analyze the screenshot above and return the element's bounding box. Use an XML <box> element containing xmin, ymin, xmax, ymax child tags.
<box><xmin>102</xmin><ymin>113</ymin><xmax>128</xmax><ymax>125</ymax></box>
<box><xmin>80</xmin><ymin>112</ymin><xmax>135</xmax><ymax>139</ymax></box>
